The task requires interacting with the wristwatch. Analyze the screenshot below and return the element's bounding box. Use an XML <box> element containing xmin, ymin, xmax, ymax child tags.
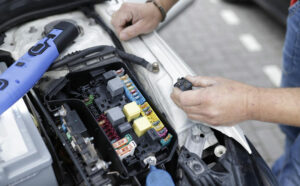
<box><xmin>146</xmin><ymin>0</ymin><xmax>166</xmax><ymax>22</ymax></box>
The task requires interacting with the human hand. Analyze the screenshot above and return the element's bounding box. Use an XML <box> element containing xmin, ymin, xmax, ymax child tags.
<box><xmin>171</xmin><ymin>76</ymin><xmax>259</xmax><ymax>126</ymax></box>
<box><xmin>111</xmin><ymin>3</ymin><xmax>162</xmax><ymax>41</ymax></box>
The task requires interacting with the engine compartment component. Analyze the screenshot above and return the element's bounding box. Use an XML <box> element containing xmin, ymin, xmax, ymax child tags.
<box><xmin>35</xmin><ymin>55</ymin><xmax>177</xmax><ymax>185</ymax></box>
<box><xmin>0</xmin><ymin>1</ymin><xmax>279</xmax><ymax>184</ymax></box>
<box><xmin>0</xmin><ymin>41</ymin><xmax>277</xmax><ymax>185</ymax></box>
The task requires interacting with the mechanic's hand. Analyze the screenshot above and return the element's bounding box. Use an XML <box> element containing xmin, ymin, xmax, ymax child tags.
<box><xmin>171</xmin><ymin>76</ymin><xmax>259</xmax><ymax>126</ymax></box>
<box><xmin>111</xmin><ymin>3</ymin><xmax>162</xmax><ymax>41</ymax></box>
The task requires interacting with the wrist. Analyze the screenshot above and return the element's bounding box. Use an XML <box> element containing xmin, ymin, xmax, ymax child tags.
<box><xmin>146</xmin><ymin>2</ymin><xmax>163</xmax><ymax>23</ymax></box>
<box><xmin>156</xmin><ymin>0</ymin><xmax>177</xmax><ymax>12</ymax></box>
<box><xmin>146</xmin><ymin>0</ymin><xmax>166</xmax><ymax>22</ymax></box>
<box><xmin>246</xmin><ymin>86</ymin><xmax>262</xmax><ymax>121</ymax></box>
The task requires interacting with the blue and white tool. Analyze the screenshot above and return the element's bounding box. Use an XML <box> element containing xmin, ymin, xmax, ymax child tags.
<box><xmin>0</xmin><ymin>21</ymin><xmax>79</xmax><ymax>115</ymax></box>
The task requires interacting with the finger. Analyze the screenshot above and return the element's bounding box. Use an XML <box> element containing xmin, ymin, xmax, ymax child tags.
<box><xmin>182</xmin><ymin>105</ymin><xmax>203</xmax><ymax>115</ymax></box>
<box><xmin>171</xmin><ymin>87</ymin><xmax>183</xmax><ymax>107</ymax></box>
<box><xmin>119</xmin><ymin>20</ymin><xmax>145</xmax><ymax>40</ymax></box>
<box><xmin>186</xmin><ymin>113</ymin><xmax>206</xmax><ymax>123</ymax></box>
<box><xmin>178</xmin><ymin>89</ymin><xmax>205</xmax><ymax>107</ymax></box>
<box><xmin>111</xmin><ymin>10</ymin><xmax>133</xmax><ymax>36</ymax></box>
<box><xmin>185</xmin><ymin>75</ymin><xmax>217</xmax><ymax>87</ymax></box>
<box><xmin>187</xmin><ymin>114</ymin><xmax>220</xmax><ymax>126</ymax></box>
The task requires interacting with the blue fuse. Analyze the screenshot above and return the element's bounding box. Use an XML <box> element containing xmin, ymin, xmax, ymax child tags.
<box><xmin>124</xmin><ymin>88</ymin><xmax>135</xmax><ymax>102</ymax></box>
<box><xmin>122</xmin><ymin>74</ymin><xmax>146</xmax><ymax>105</ymax></box>
<box><xmin>61</xmin><ymin>124</ymin><xmax>67</xmax><ymax>133</ymax></box>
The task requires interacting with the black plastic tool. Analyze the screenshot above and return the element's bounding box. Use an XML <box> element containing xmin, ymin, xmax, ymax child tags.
<box><xmin>174</xmin><ymin>77</ymin><xmax>193</xmax><ymax>91</ymax></box>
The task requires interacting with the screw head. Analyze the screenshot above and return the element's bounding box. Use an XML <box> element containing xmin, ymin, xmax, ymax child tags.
<box><xmin>152</xmin><ymin>62</ymin><xmax>159</xmax><ymax>73</ymax></box>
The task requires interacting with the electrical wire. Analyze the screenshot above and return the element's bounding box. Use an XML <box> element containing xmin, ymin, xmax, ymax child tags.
<box><xmin>50</xmin><ymin>45</ymin><xmax>155</xmax><ymax>72</ymax></box>
<box><xmin>81</xmin><ymin>5</ymin><xmax>125</xmax><ymax>51</ymax></box>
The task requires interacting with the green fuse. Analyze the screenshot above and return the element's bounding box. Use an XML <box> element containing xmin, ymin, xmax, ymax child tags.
<box><xmin>85</xmin><ymin>95</ymin><xmax>94</xmax><ymax>106</ymax></box>
<box><xmin>160</xmin><ymin>133</ymin><xmax>173</xmax><ymax>147</ymax></box>
<box><xmin>66</xmin><ymin>132</ymin><xmax>72</xmax><ymax>141</ymax></box>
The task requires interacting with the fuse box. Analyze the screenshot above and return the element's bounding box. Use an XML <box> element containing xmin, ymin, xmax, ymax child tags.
<box><xmin>36</xmin><ymin>57</ymin><xmax>178</xmax><ymax>186</ymax></box>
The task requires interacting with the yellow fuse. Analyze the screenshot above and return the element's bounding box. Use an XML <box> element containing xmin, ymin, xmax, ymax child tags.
<box><xmin>133</xmin><ymin>116</ymin><xmax>152</xmax><ymax>137</ymax></box>
<box><xmin>140</xmin><ymin>102</ymin><xmax>163</xmax><ymax>126</ymax></box>
<box><xmin>141</xmin><ymin>102</ymin><xmax>148</xmax><ymax>109</ymax></box>
<box><xmin>153</xmin><ymin>122</ymin><xmax>164</xmax><ymax>131</ymax></box>
<box><xmin>123</xmin><ymin>102</ymin><xmax>141</xmax><ymax>122</ymax></box>
<box><xmin>120</xmin><ymin>74</ymin><xmax>129</xmax><ymax>80</ymax></box>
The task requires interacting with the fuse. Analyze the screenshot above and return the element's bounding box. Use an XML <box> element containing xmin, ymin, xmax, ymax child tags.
<box><xmin>116</xmin><ymin>68</ymin><xmax>124</xmax><ymax>75</ymax></box>
<box><xmin>128</xmin><ymin>86</ymin><xmax>135</xmax><ymax>91</ymax></box>
<box><xmin>66</xmin><ymin>132</ymin><xmax>72</xmax><ymax>141</ymax></box>
<box><xmin>61</xmin><ymin>124</ymin><xmax>67</xmax><ymax>133</ymax></box>
<box><xmin>123</xmin><ymin>79</ymin><xmax>130</xmax><ymax>84</ymax></box>
<box><xmin>141</xmin><ymin>102</ymin><xmax>148</xmax><ymax>109</ymax></box>
<box><xmin>98</xmin><ymin>114</ymin><xmax>120</xmax><ymax>141</ymax></box>
<box><xmin>157</xmin><ymin>127</ymin><xmax>168</xmax><ymax>138</ymax></box>
<box><xmin>145</xmin><ymin>110</ymin><xmax>152</xmax><ymax>115</ymax></box>
<box><xmin>71</xmin><ymin>141</ymin><xmax>76</xmax><ymax>150</ymax></box>
<box><xmin>152</xmin><ymin>120</ymin><xmax>160</xmax><ymax>126</ymax></box>
<box><xmin>112</xmin><ymin>134</ymin><xmax>132</xmax><ymax>149</ymax></box>
<box><xmin>153</xmin><ymin>122</ymin><xmax>164</xmax><ymax>131</ymax></box>
<box><xmin>160</xmin><ymin>133</ymin><xmax>173</xmax><ymax>147</ymax></box>
<box><xmin>143</xmin><ymin>106</ymin><xmax>150</xmax><ymax>112</ymax></box>
<box><xmin>120</xmin><ymin>75</ymin><xmax>129</xmax><ymax>80</ymax></box>
<box><xmin>98</xmin><ymin>120</ymin><xmax>105</xmax><ymax>126</ymax></box>
<box><xmin>85</xmin><ymin>95</ymin><xmax>94</xmax><ymax>106</ymax></box>
<box><xmin>116</xmin><ymin>141</ymin><xmax>137</xmax><ymax>160</ymax></box>
<box><xmin>111</xmin><ymin>139</ymin><xmax>117</xmax><ymax>144</ymax></box>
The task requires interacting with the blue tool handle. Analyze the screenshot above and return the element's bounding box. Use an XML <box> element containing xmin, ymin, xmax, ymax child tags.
<box><xmin>146</xmin><ymin>166</ymin><xmax>175</xmax><ymax>186</ymax></box>
<box><xmin>0</xmin><ymin>21</ymin><xmax>79</xmax><ymax>114</ymax></box>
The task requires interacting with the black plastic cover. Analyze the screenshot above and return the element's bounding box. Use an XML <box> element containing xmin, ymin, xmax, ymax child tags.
<box><xmin>177</xmin><ymin>134</ymin><xmax>279</xmax><ymax>186</ymax></box>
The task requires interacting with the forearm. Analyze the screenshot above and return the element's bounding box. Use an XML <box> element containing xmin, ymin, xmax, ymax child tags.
<box><xmin>249</xmin><ymin>88</ymin><xmax>300</xmax><ymax>126</ymax></box>
<box><xmin>156</xmin><ymin>0</ymin><xmax>178</xmax><ymax>12</ymax></box>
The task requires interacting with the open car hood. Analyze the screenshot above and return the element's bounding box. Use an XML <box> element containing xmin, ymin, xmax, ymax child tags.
<box><xmin>0</xmin><ymin>0</ymin><xmax>251</xmax><ymax>154</ymax></box>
